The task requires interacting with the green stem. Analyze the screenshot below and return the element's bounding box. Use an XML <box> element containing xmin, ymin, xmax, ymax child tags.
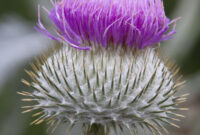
<box><xmin>84</xmin><ymin>124</ymin><xmax>110</xmax><ymax>135</ymax></box>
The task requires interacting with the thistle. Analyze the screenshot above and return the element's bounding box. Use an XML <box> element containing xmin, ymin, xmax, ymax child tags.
<box><xmin>19</xmin><ymin>0</ymin><xmax>187</xmax><ymax>135</ymax></box>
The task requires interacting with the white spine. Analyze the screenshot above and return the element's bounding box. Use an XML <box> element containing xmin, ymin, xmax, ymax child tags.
<box><xmin>20</xmin><ymin>46</ymin><xmax>187</xmax><ymax>135</ymax></box>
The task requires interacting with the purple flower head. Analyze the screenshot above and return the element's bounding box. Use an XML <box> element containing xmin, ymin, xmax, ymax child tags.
<box><xmin>36</xmin><ymin>0</ymin><xmax>179</xmax><ymax>50</ymax></box>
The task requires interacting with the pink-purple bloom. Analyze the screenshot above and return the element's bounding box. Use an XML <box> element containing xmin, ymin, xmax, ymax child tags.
<box><xmin>35</xmin><ymin>0</ymin><xmax>178</xmax><ymax>50</ymax></box>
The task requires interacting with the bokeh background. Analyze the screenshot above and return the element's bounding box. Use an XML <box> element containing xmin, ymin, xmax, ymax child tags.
<box><xmin>0</xmin><ymin>0</ymin><xmax>200</xmax><ymax>135</ymax></box>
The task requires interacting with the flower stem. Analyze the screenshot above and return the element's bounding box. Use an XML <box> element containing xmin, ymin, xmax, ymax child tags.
<box><xmin>84</xmin><ymin>124</ymin><xmax>110</xmax><ymax>135</ymax></box>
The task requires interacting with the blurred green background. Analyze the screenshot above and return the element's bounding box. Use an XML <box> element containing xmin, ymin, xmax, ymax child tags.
<box><xmin>0</xmin><ymin>0</ymin><xmax>200</xmax><ymax>135</ymax></box>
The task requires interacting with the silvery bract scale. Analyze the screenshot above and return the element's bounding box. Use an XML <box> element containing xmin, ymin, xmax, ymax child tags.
<box><xmin>19</xmin><ymin>46</ymin><xmax>187</xmax><ymax>135</ymax></box>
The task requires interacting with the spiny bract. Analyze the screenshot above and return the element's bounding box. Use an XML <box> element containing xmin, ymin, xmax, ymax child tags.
<box><xmin>19</xmin><ymin>45</ymin><xmax>187</xmax><ymax>135</ymax></box>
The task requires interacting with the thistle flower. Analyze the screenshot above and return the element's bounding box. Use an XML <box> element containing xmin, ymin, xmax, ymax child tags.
<box><xmin>19</xmin><ymin>0</ymin><xmax>187</xmax><ymax>135</ymax></box>
<box><xmin>35</xmin><ymin>0</ymin><xmax>178</xmax><ymax>50</ymax></box>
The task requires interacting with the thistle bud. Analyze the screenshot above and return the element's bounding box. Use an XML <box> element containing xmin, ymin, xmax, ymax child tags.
<box><xmin>19</xmin><ymin>45</ymin><xmax>187</xmax><ymax>135</ymax></box>
<box><xmin>19</xmin><ymin>0</ymin><xmax>187</xmax><ymax>135</ymax></box>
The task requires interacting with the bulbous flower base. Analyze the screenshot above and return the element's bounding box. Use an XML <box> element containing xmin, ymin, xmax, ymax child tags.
<box><xmin>19</xmin><ymin>45</ymin><xmax>187</xmax><ymax>135</ymax></box>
